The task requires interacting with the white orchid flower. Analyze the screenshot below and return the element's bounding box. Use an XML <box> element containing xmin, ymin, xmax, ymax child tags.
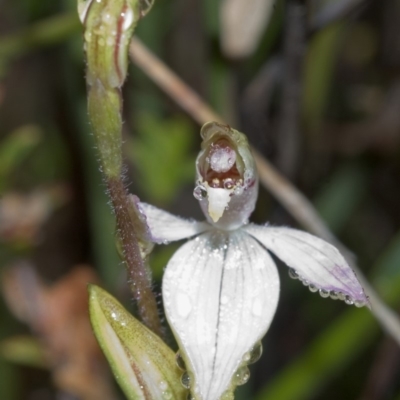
<box><xmin>137</xmin><ymin>122</ymin><xmax>369</xmax><ymax>400</ymax></box>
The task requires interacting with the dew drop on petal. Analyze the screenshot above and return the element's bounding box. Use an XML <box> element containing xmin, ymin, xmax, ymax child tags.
<box><xmin>337</xmin><ymin>292</ymin><xmax>345</xmax><ymax>301</ymax></box>
<box><xmin>84</xmin><ymin>31</ymin><xmax>92</xmax><ymax>42</ymax></box>
<box><xmin>309</xmin><ymin>284</ymin><xmax>318</xmax><ymax>293</ymax></box>
<box><xmin>162</xmin><ymin>390</ymin><xmax>172</xmax><ymax>400</ymax></box>
<box><xmin>193</xmin><ymin>185</ymin><xmax>206</xmax><ymax>200</ymax></box>
<box><xmin>354</xmin><ymin>299</ymin><xmax>365</xmax><ymax>308</ymax></box>
<box><xmin>175</xmin><ymin>351</ymin><xmax>186</xmax><ymax>370</ymax></box>
<box><xmin>223</xmin><ymin>178</ymin><xmax>235</xmax><ymax>189</ymax></box>
<box><xmin>181</xmin><ymin>372</ymin><xmax>191</xmax><ymax>389</ymax></box>
<box><xmin>159</xmin><ymin>381</ymin><xmax>168</xmax><ymax>391</ymax></box>
<box><xmin>233</xmin><ymin>366</ymin><xmax>250</xmax><ymax>386</ymax></box>
<box><xmin>234</xmin><ymin>186</ymin><xmax>244</xmax><ymax>195</ymax></box>
<box><xmin>329</xmin><ymin>290</ymin><xmax>339</xmax><ymax>300</ymax></box>
<box><xmin>246</xmin><ymin>341</ymin><xmax>263</xmax><ymax>364</ymax></box>
<box><xmin>288</xmin><ymin>268</ymin><xmax>299</xmax><ymax>280</ymax></box>
<box><xmin>344</xmin><ymin>295</ymin><xmax>354</xmax><ymax>305</ymax></box>
<box><xmin>302</xmin><ymin>279</ymin><xmax>309</xmax><ymax>287</ymax></box>
<box><xmin>319</xmin><ymin>289</ymin><xmax>330</xmax><ymax>298</ymax></box>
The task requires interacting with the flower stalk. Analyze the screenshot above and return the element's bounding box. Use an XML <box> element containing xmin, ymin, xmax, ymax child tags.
<box><xmin>80</xmin><ymin>0</ymin><xmax>162</xmax><ymax>336</ymax></box>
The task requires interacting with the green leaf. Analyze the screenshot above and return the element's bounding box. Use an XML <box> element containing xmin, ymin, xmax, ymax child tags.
<box><xmin>89</xmin><ymin>285</ymin><xmax>186</xmax><ymax>400</ymax></box>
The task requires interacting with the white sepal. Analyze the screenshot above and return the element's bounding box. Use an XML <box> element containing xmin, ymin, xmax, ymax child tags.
<box><xmin>244</xmin><ymin>224</ymin><xmax>368</xmax><ymax>306</ymax></box>
<box><xmin>162</xmin><ymin>230</ymin><xmax>280</xmax><ymax>400</ymax></box>
<box><xmin>137</xmin><ymin>202</ymin><xmax>210</xmax><ymax>243</ymax></box>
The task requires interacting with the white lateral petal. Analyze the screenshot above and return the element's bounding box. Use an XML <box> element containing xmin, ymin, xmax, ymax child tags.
<box><xmin>137</xmin><ymin>202</ymin><xmax>210</xmax><ymax>243</ymax></box>
<box><xmin>244</xmin><ymin>224</ymin><xmax>368</xmax><ymax>306</ymax></box>
<box><xmin>162</xmin><ymin>230</ymin><xmax>280</xmax><ymax>400</ymax></box>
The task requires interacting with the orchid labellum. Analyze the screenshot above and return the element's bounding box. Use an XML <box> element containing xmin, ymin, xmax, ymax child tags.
<box><xmin>138</xmin><ymin>122</ymin><xmax>368</xmax><ymax>400</ymax></box>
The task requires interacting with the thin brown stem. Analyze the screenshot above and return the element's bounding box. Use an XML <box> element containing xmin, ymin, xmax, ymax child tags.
<box><xmin>107</xmin><ymin>177</ymin><xmax>162</xmax><ymax>337</ymax></box>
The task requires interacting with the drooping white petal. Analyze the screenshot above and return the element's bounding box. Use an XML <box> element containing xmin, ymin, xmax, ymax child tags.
<box><xmin>244</xmin><ymin>224</ymin><xmax>368</xmax><ymax>306</ymax></box>
<box><xmin>137</xmin><ymin>202</ymin><xmax>210</xmax><ymax>243</ymax></box>
<box><xmin>162</xmin><ymin>230</ymin><xmax>280</xmax><ymax>400</ymax></box>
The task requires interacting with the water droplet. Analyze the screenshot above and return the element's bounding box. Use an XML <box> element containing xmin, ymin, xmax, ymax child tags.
<box><xmin>193</xmin><ymin>185</ymin><xmax>206</xmax><ymax>200</ymax></box>
<box><xmin>223</xmin><ymin>178</ymin><xmax>235</xmax><ymax>189</ymax></box>
<box><xmin>176</xmin><ymin>351</ymin><xmax>186</xmax><ymax>370</ymax></box>
<box><xmin>233</xmin><ymin>186</ymin><xmax>244</xmax><ymax>195</ymax></box>
<box><xmin>163</xmin><ymin>391</ymin><xmax>172</xmax><ymax>399</ymax></box>
<box><xmin>211</xmin><ymin>178</ymin><xmax>220</xmax><ymax>188</ymax></box>
<box><xmin>181</xmin><ymin>372</ymin><xmax>191</xmax><ymax>389</ymax></box>
<box><xmin>288</xmin><ymin>268</ymin><xmax>298</xmax><ymax>280</ymax></box>
<box><xmin>302</xmin><ymin>279</ymin><xmax>309</xmax><ymax>286</ymax></box>
<box><xmin>102</xmin><ymin>12</ymin><xmax>111</xmax><ymax>24</ymax></box>
<box><xmin>319</xmin><ymin>289</ymin><xmax>330</xmax><ymax>298</ymax></box>
<box><xmin>176</xmin><ymin>292</ymin><xmax>192</xmax><ymax>318</ymax></box>
<box><xmin>337</xmin><ymin>292</ymin><xmax>345</xmax><ymax>301</ymax></box>
<box><xmin>309</xmin><ymin>284</ymin><xmax>318</xmax><ymax>293</ymax></box>
<box><xmin>159</xmin><ymin>381</ymin><xmax>168</xmax><ymax>391</ymax></box>
<box><xmin>248</xmin><ymin>341</ymin><xmax>263</xmax><ymax>364</ymax></box>
<box><xmin>84</xmin><ymin>31</ymin><xmax>92</xmax><ymax>42</ymax></box>
<box><xmin>354</xmin><ymin>300</ymin><xmax>365</xmax><ymax>308</ymax></box>
<box><xmin>233</xmin><ymin>365</ymin><xmax>250</xmax><ymax>386</ymax></box>
<box><xmin>344</xmin><ymin>295</ymin><xmax>354</xmax><ymax>305</ymax></box>
<box><xmin>329</xmin><ymin>290</ymin><xmax>339</xmax><ymax>300</ymax></box>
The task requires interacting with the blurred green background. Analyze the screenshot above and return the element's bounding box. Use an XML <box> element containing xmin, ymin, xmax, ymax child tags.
<box><xmin>0</xmin><ymin>0</ymin><xmax>400</xmax><ymax>399</ymax></box>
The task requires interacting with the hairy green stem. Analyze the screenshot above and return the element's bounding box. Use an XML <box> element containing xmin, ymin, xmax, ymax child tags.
<box><xmin>81</xmin><ymin>0</ymin><xmax>161</xmax><ymax>335</ymax></box>
<box><xmin>107</xmin><ymin>178</ymin><xmax>161</xmax><ymax>334</ymax></box>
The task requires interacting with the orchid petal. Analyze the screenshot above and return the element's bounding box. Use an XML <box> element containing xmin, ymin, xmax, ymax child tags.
<box><xmin>244</xmin><ymin>224</ymin><xmax>369</xmax><ymax>307</ymax></box>
<box><xmin>137</xmin><ymin>202</ymin><xmax>210</xmax><ymax>243</ymax></box>
<box><xmin>195</xmin><ymin>122</ymin><xmax>258</xmax><ymax>230</ymax></box>
<box><xmin>163</xmin><ymin>230</ymin><xmax>280</xmax><ymax>400</ymax></box>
